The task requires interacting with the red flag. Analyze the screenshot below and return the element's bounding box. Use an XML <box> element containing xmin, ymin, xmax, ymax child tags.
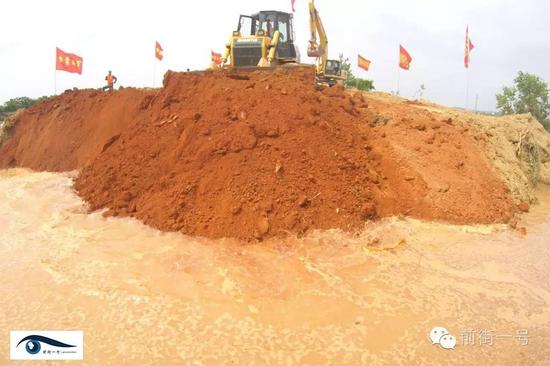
<box><xmin>399</xmin><ymin>45</ymin><xmax>412</xmax><ymax>70</ymax></box>
<box><xmin>55</xmin><ymin>48</ymin><xmax>83</xmax><ymax>74</ymax></box>
<box><xmin>291</xmin><ymin>0</ymin><xmax>296</xmax><ymax>12</ymax></box>
<box><xmin>211</xmin><ymin>51</ymin><xmax>222</xmax><ymax>65</ymax></box>
<box><xmin>358</xmin><ymin>54</ymin><xmax>371</xmax><ymax>71</ymax></box>
<box><xmin>464</xmin><ymin>26</ymin><xmax>474</xmax><ymax>68</ymax></box>
<box><xmin>155</xmin><ymin>41</ymin><xmax>163</xmax><ymax>61</ymax></box>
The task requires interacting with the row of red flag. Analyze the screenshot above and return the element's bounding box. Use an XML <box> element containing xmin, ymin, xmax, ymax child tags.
<box><xmin>56</xmin><ymin>27</ymin><xmax>475</xmax><ymax>76</ymax></box>
<box><xmin>289</xmin><ymin>0</ymin><xmax>475</xmax><ymax>73</ymax></box>
<box><xmin>56</xmin><ymin>41</ymin><xmax>164</xmax><ymax>74</ymax></box>
<box><xmin>56</xmin><ymin>0</ymin><xmax>292</xmax><ymax>74</ymax></box>
<box><xmin>357</xmin><ymin>27</ymin><xmax>474</xmax><ymax>73</ymax></box>
<box><xmin>56</xmin><ymin>41</ymin><xmax>223</xmax><ymax>74</ymax></box>
<box><xmin>357</xmin><ymin>44</ymin><xmax>412</xmax><ymax>72</ymax></box>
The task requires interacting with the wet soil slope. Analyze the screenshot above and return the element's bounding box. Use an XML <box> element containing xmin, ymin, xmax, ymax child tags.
<box><xmin>0</xmin><ymin>67</ymin><xmax>515</xmax><ymax>240</ymax></box>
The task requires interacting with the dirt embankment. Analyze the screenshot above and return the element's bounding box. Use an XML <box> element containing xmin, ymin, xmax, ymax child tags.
<box><xmin>404</xmin><ymin>98</ymin><xmax>550</xmax><ymax>206</ymax></box>
<box><xmin>357</xmin><ymin>94</ymin><xmax>550</xmax><ymax>207</ymax></box>
<box><xmin>0</xmin><ymin>67</ymin><xmax>518</xmax><ymax>240</ymax></box>
<box><xmin>0</xmin><ymin>88</ymin><xmax>157</xmax><ymax>171</ymax></box>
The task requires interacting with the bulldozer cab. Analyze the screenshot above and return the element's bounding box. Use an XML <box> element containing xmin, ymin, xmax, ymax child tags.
<box><xmin>237</xmin><ymin>11</ymin><xmax>297</xmax><ymax>60</ymax></box>
<box><xmin>238</xmin><ymin>11</ymin><xmax>293</xmax><ymax>39</ymax></box>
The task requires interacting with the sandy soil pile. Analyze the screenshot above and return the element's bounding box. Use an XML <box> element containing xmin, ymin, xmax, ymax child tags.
<box><xmin>0</xmin><ymin>67</ymin><xmax>517</xmax><ymax>240</ymax></box>
<box><xmin>0</xmin><ymin>109</ymin><xmax>24</xmax><ymax>148</ymax></box>
<box><xmin>377</xmin><ymin>94</ymin><xmax>550</xmax><ymax>206</ymax></box>
<box><xmin>457</xmin><ymin>114</ymin><xmax>549</xmax><ymax>205</ymax></box>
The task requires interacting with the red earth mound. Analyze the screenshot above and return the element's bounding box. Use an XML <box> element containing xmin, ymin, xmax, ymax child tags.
<box><xmin>0</xmin><ymin>67</ymin><xmax>516</xmax><ymax>240</ymax></box>
<box><xmin>0</xmin><ymin>87</ymin><xmax>157</xmax><ymax>171</ymax></box>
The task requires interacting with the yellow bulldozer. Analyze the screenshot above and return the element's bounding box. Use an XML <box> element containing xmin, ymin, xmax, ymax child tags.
<box><xmin>220</xmin><ymin>10</ymin><xmax>299</xmax><ymax>68</ymax></box>
<box><xmin>219</xmin><ymin>1</ymin><xmax>345</xmax><ymax>86</ymax></box>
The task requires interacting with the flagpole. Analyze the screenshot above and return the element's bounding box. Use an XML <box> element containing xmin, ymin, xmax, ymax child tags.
<box><xmin>464</xmin><ymin>25</ymin><xmax>474</xmax><ymax>110</ymax></box>
<box><xmin>465</xmin><ymin>67</ymin><xmax>470</xmax><ymax>110</ymax></box>
<box><xmin>396</xmin><ymin>45</ymin><xmax>403</xmax><ymax>96</ymax></box>
<box><xmin>397</xmin><ymin>67</ymin><xmax>401</xmax><ymax>96</ymax></box>
<box><xmin>54</xmin><ymin>48</ymin><xmax>56</xmax><ymax>95</ymax></box>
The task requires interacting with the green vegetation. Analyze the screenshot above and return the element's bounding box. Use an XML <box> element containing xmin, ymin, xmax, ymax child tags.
<box><xmin>0</xmin><ymin>96</ymin><xmax>45</xmax><ymax>120</ymax></box>
<box><xmin>339</xmin><ymin>54</ymin><xmax>375</xmax><ymax>92</ymax></box>
<box><xmin>0</xmin><ymin>95</ymin><xmax>46</xmax><ymax>148</ymax></box>
<box><xmin>496</xmin><ymin>71</ymin><xmax>550</xmax><ymax>131</ymax></box>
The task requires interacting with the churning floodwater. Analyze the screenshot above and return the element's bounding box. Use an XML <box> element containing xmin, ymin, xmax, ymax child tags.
<box><xmin>0</xmin><ymin>169</ymin><xmax>549</xmax><ymax>365</ymax></box>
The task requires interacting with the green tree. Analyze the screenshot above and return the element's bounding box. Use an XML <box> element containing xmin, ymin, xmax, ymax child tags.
<box><xmin>0</xmin><ymin>96</ymin><xmax>45</xmax><ymax>120</ymax></box>
<box><xmin>2</xmin><ymin>97</ymin><xmax>38</xmax><ymax>112</ymax></box>
<box><xmin>496</xmin><ymin>71</ymin><xmax>550</xmax><ymax>130</ymax></box>
<box><xmin>339</xmin><ymin>54</ymin><xmax>375</xmax><ymax>91</ymax></box>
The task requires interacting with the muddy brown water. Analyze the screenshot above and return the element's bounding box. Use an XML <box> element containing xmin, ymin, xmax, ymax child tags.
<box><xmin>0</xmin><ymin>169</ymin><xmax>549</xmax><ymax>365</ymax></box>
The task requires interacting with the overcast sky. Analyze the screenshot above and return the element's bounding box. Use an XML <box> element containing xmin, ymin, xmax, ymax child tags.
<box><xmin>1</xmin><ymin>0</ymin><xmax>549</xmax><ymax>111</ymax></box>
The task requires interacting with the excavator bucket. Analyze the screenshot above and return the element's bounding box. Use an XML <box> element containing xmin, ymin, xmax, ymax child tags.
<box><xmin>307</xmin><ymin>44</ymin><xmax>324</xmax><ymax>58</ymax></box>
<box><xmin>307</xmin><ymin>49</ymin><xmax>323</xmax><ymax>58</ymax></box>
<box><xmin>257</xmin><ymin>57</ymin><xmax>271</xmax><ymax>67</ymax></box>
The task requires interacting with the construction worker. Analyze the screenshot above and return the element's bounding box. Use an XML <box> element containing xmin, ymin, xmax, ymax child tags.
<box><xmin>266</xmin><ymin>19</ymin><xmax>274</xmax><ymax>38</ymax></box>
<box><xmin>103</xmin><ymin>70</ymin><xmax>117</xmax><ymax>91</ymax></box>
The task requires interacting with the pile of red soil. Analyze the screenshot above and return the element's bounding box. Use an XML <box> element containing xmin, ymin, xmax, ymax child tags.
<box><xmin>0</xmin><ymin>88</ymin><xmax>156</xmax><ymax>171</ymax></box>
<box><xmin>0</xmin><ymin>67</ymin><xmax>516</xmax><ymax>240</ymax></box>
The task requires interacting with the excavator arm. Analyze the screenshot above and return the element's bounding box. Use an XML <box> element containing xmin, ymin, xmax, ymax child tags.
<box><xmin>307</xmin><ymin>0</ymin><xmax>328</xmax><ymax>76</ymax></box>
<box><xmin>221</xmin><ymin>36</ymin><xmax>232</xmax><ymax>64</ymax></box>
